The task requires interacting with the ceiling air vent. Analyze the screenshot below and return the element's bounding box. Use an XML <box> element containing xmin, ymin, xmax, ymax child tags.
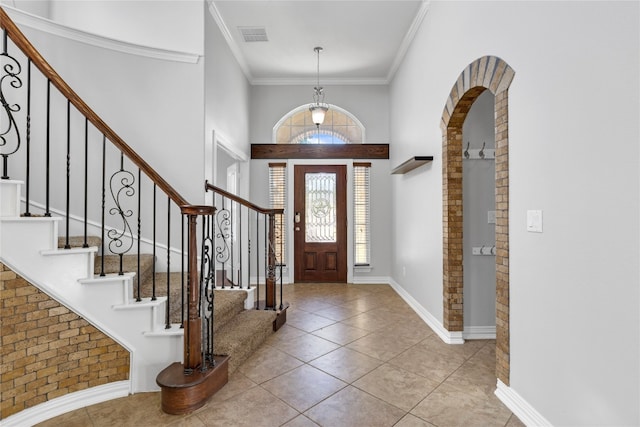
<box><xmin>238</xmin><ymin>27</ymin><xmax>268</xmax><ymax>42</ymax></box>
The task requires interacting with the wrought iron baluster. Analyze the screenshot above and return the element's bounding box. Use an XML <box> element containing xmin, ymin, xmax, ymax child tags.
<box><xmin>230</xmin><ymin>200</ymin><xmax>234</xmax><ymax>288</ymax></box>
<box><xmin>23</xmin><ymin>59</ymin><xmax>31</xmax><ymax>215</ymax></box>
<box><xmin>247</xmin><ymin>207</ymin><xmax>251</xmax><ymax>294</ymax></box>
<box><xmin>165</xmin><ymin>196</ymin><xmax>171</xmax><ymax>329</ymax></box>
<box><xmin>100</xmin><ymin>136</ymin><xmax>106</xmax><ymax>276</ymax></box>
<box><xmin>108</xmin><ymin>152</ymin><xmax>135</xmax><ymax>275</ymax></box>
<box><xmin>201</xmin><ymin>214</ymin><xmax>215</xmax><ymax>370</ymax></box>
<box><xmin>215</xmin><ymin>196</ymin><xmax>231</xmax><ymax>289</ymax></box>
<box><xmin>255</xmin><ymin>211</ymin><xmax>259</xmax><ymax>309</ymax></box>
<box><xmin>82</xmin><ymin>118</ymin><xmax>88</xmax><ymax>247</ymax></box>
<box><xmin>0</xmin><ymin>29</ymin><xmax>22</xmax><ymax>180</ymax></box>
<box><xmin>136</xmin><ymin>168</ymin><xmax>141</xmax><ymax>301</ymax></box>
<box><xmin>64</xmin><ymin>100</ymin><xmax>71</xmax><ymax>249</ymax></box>
<box><xmin>263</xmin><ymin>213</ymin><xmax>267</xmax><ymax>309</ymax></box>
<box><xmin>279</xmin><ymin>212</ymin><xmax>283</xmax><ymax>310</ymax></box>
<box><xmin>239</xmin><ymin>203</ymin><xmax>243</xmax><ymax>289</ymax></box>
<box><xmin>152</xmin><ymin>184</ymin><xmax>157</xmax><ymax>300</ymax></box>
<box><xmin>45</xmin><ymin>80</ymin><xmax>50</xmax><ymax>216</ymax></box>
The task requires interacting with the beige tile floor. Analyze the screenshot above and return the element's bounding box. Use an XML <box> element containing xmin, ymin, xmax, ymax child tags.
<box><xmin>37</xmin><ymin>283</ymin><xmax>525</xmax><ymax>427</ymax></box>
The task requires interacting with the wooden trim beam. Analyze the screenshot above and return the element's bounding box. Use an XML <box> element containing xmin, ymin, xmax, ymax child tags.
<box><xmin>251</xmin><ymin>144</ymin><xmax>389</xmax><ymax>160</ymax></box>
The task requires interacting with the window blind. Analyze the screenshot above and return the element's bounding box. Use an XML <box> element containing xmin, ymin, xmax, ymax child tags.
<box><xmin>353</xmin><ymin>162</ymin><xmax>371</xmax><ymax>266</ymax></box>
<box><xmin>269</xmin><ymin>163</ymin><xmax>287</xmax><ymax>265</ymax></box>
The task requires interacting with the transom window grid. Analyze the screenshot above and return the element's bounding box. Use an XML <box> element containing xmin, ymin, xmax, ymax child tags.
<box><xmin>275</xmin><ymin>108</ymin><xmax>363</xmax><ymax>144</ymax></box>
<box><xmin>268</xmin><ymin>163</ymin><xmax>287</xmax><ymax>265</ymax></box>
<box><xmin>353</xmin><ymin>163</ymin><xmax>371</xmax><ymax>266</ymax></box>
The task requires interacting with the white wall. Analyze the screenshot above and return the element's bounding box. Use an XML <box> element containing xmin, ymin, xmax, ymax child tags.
<box><xmin>48</xmin><ymin>0</ymin><xmax>203</xmax><ymax>54</ymax></box>
<box><xmin>3</xmin><ymin>5</ymin><xmax>206</xmax><ymax>259</ymax></box>
<box><xmin>390</xmin><ymin>1</ymin><xmax>639</xmax><ymax>425</ymax></box>
<box><xmin>0</xmin><ymin>0</ymin><xmax>50</xmax><ymax>18</ymax></box>
<box><xmin>462</xmin><ymin>90</ymin><xmax>496</xmax><ymax>331</ymax></box>
<box><xmin>204</xmin><ymin>4</ymin><xmax>251</xmax><ymax>197</ymax></box>
<box><xmin>248</xmin><ymin>84</ymin><xmax>392</xmax><ymax>281</ymax></box>
<box><xmin>250</xmin><ymin>157</ymin><xmax>392</xmax><ymax>282</ymax></box>
<box><xmin>250</xmin><ymin>85</ymin><xmax>389</xmax><ymax>143</ymax></box>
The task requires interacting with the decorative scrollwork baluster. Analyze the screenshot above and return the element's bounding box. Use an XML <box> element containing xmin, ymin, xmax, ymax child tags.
<box><xmin>199</xmin><ymin>215</ymin><xmax>215</xmax><ymax>370</ymax></box>
<box><xmin>108</xmin><ymin>154</ymin><xmax>135</xmax><ymax>274</ymax></box>
<box><xmin>0</xmin><ymin>31</ymin><xmax>23</xmax><ymax>179</ymax></box>
<box><xmin>215</xmin><ymin>205</ymin><xmax>232</xmax><ymax>287</ymax></box>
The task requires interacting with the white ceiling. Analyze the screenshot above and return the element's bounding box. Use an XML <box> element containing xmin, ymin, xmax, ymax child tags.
<box><xmin>209</xmin><ymin>1</ymin><xmax>429</xmax><ymax>85</ymax></box>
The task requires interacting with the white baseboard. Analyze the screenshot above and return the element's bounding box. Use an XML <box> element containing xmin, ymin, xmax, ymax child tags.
<box><xmin>388</xmin><ymin>278</ymin><xmax>464</xmax><ymax>344</ymax></box>
<box><xmin>463</xmin><ymin>325</ymin><xmax>496</xmax><ymax>340</ymax></box>
<box><xmin>351</xmin><ymin>275</ymin><xmax>391</xmax><ymax>285</ymax></box>
<box><xmin>0</xmin><ymin>381</ymin><xmax>130</xmax><ymax>427</ymax></box>
<box><xmin>495</xmin><ymin>379</ymin><xmax>552</xmax><ymax>427</ymax></box>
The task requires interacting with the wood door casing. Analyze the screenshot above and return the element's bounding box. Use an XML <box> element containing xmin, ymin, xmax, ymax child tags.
<box><xmin>294</xmin><ymin>165</ymin><xmax>347</xmax><ymax>282</ymax></box>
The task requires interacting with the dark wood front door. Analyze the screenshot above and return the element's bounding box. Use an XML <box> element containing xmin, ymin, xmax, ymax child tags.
<box><xmin>294</xmin><ymin>165</ymin><xmax>347</xmax><ymax>282</ymax></box>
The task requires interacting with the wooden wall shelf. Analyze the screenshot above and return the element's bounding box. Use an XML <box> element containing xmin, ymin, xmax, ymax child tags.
<box><xmin>391</xmin><ymin>156</ymin><xmax>433</xmax><ymax>174</ymax></box>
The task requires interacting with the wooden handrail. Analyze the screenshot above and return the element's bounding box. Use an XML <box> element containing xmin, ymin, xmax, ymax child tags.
<box><xmin>205</xmin><ymin>181</ymin><xmax>283</xmax><ymax>216</ymax></box>
<box><xmin>0</xmin><ymin>7</ymin><xmax>188</xmax><ymax>208</ymax></box>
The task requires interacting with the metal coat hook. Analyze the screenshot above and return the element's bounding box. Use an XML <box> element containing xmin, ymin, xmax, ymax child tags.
<box><xmin>479</xmin><ymin>142</ymin><xmax>486</xmax><ymax>159</ymax></box>
<box><xmin>464</xmin><ymin>142</ymin><xmax>470</xmax><ymax>159</ymax></box>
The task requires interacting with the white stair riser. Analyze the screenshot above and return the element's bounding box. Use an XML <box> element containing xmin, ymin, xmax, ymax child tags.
<box><xmin>1</xmin><ymin>216</ymin><xmax>183</xmax><ymax>392</ymax></box>
<box><xmin>0</xmin><ymin>180</ymin><xmax>22</xmax><ymax>217</ymax></box>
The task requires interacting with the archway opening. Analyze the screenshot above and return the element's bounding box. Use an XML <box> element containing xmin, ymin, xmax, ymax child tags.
<box><xmin>441</xmin><ymin>56</ymin><xmax>514</xmax><ymax>385</ymax></box>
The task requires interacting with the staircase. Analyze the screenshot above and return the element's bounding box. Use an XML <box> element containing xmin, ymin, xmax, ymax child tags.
<box><xmin>0</xmin><ymin>194</ymin><xmax>289</xmax><ymax>421</ymax></box>
<box><xmin>0</xmin><ymin>7</ymin><xmax>287</xmax><ymax>425</ymax></box>
<box><xmin>0</xmin><ymin>178</ymin><xmax>281</xmax><ymax>423</ymax></box>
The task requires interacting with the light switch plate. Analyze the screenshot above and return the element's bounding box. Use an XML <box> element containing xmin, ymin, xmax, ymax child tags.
<box><xmin>527</xmin><ymin>210</ymin><xmax>543</xmax><ymax>233</ymax></box>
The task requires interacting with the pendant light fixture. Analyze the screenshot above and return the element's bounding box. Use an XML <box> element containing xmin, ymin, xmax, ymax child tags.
<box><xmin>309</xmin><ymin>46</ymin><xmax>329</xmax><ymax>127</ymax></box>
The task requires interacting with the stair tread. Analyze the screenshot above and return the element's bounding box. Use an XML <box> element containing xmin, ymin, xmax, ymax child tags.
<box><xmin>96</xmin><ymin>254</ymin><xmax>155</xmax><ymax>275</ymax></box>
<box><xmin>60</xmin><ymin>237</ymin><xmax>275</xmax><ymax>375</ymax></box>
<box><xmin>58</xmin><ymin>235</ymin><xmax>102</xmax><ymax>249</ymax></box>
<box><xmin>214</xmin><ymin>309</ymin><xmax>278</xmax><ymax>372</ymax></box>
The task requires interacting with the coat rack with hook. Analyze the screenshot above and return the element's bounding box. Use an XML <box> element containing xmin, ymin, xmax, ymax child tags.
<box><xmin>463</xmin><ymin>141</ymin><xmax>495</xmax><ymax>160</ymax></box>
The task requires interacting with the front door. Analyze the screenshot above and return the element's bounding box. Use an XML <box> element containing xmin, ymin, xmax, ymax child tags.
<box><xmin>294</xmin><ymin>165</ymin><xmax>347</xmax><ymax>282</ymax></box>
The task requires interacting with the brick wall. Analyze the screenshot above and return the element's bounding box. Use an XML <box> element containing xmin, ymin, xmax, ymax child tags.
<box><xmin>0</xmin><ymin>263</ymin><xmax>130</xmax><ymax>419</ymax></box>
<box><xmin>440</xmin><ymin>56</ymin><xmax>514</xmax><ymax>385</ymax></box>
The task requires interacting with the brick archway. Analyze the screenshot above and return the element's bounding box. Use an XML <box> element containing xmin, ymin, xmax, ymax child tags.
<box><xmin>441</xmin><ymin>56</ymin><xmax>514</xmax><ymax>385</ymax></box>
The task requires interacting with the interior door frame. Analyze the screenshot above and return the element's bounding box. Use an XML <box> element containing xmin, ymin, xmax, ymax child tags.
<box><xmin>286</xmin><ymin>159</ymin><xmax>354</xmax><ymax>284</ymax></box>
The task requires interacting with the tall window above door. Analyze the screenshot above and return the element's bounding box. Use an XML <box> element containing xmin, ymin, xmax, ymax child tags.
<box><xmin>273</xmin><ymin>106</ymin><xmax>365</xmax><ymax>144</ymax></box>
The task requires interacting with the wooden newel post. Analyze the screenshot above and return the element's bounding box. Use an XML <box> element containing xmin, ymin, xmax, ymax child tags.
<box><xmin>266</xmin><ymin>212</ymin><xmax>276</xmax><ymax>309</ymax></box>
<box><xmin>180</xmin><ymin>205</ymin><xmax>215</xmax><ymax>371</ymax></box>
<box><xmin>184</xmin><ymin>213</ymin><xmax>201</xmax><ymax>369</ymax></box>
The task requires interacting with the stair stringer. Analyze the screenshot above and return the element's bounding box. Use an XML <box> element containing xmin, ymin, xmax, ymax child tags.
<box><xmin>0</xmin><ymin>216</ymin><xmax>184</xmax><ymax>396</ymax></box>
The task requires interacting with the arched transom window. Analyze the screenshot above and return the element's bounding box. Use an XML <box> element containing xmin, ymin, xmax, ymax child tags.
<box><xmin>273</xmin><ymin>105</ymin><xmax>365</xmax><ymax>144</ymax></box>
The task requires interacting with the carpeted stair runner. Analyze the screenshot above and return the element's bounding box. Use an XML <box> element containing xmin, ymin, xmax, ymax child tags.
<box><xmin>59</xmin><ymin>236</ymin><xmax>278</xmax><ymax>373</ymax></box>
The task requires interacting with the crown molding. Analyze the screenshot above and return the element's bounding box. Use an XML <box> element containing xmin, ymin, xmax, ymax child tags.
<box><xmin>208</xmin><ymin>0</ymin><xmax>430</xmax><ymax>86</ymax></box>
<box><xmin>207</xmin><ymin>1</ymin><xmax>253</xmax><ymax>80</ymax></box>
<box><xmin>250</xmin><ymin>77</ymin><xmax>389</xmax><ymax>86</ymax></box>
<box><xmin>386</xmin><ymin>0</ymin><xmax>431</xmax><ymax>82</ymax></box>
<box><xmin>2</xmin><ymin>5</ymin><xmax>201</xmax><ymax>64</ymax></box>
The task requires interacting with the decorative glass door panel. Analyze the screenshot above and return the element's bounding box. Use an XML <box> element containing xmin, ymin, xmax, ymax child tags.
<box><xmin>305</xmin><ymin>173</ymin><xmax>337</xmax><ymax>243</ymax></box>
<box><xmin>294</xmin><ymin>165</ymin><xmax>347</xmax><ymax>282</ymax></box>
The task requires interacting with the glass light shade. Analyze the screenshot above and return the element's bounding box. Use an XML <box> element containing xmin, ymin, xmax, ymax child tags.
<box><xmin>310</xmin><ymin>105</ymin><xmax>328</xmax><ymax>126</ymax></box>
